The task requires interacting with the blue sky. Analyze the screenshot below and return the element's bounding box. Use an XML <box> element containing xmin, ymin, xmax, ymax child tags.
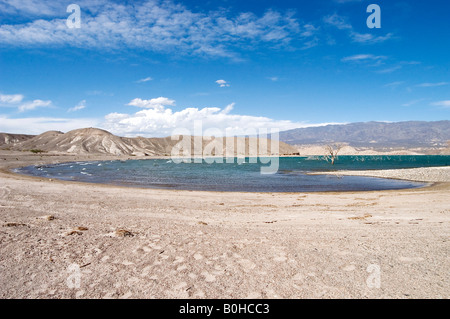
<box><xmin>0</xmin><ymin>0</ymin><xmax>449</xmax><ymax>136</ymax></box>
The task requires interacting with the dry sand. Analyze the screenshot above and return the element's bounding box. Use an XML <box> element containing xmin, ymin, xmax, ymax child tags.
<box><xmin>0</xmin><ymin>151</ymin><xmax>448</xmax><ymax>299</ymax></box>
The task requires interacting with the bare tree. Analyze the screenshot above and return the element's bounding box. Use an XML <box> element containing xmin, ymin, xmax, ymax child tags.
<box><xmin>324</xmin><ymin>143</ymin><xmax>344</xmax><ymax>165</ymax></box>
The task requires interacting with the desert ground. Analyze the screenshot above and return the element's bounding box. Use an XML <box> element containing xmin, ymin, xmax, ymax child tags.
<box><xmin>0</xmin><ymin>150</ymin><xmax>448</xmax><ymax>299</ymax></box>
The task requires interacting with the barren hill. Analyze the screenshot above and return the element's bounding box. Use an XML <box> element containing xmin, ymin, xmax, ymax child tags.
<box><xmin>0</xmin><ymin>133</ymin><xmax>35</xmax><ymax>147</ymax></box>
<box><xmin>1</xmin><ymin>128</ymin><xmax>298</xmax><ymax>156</ymax></box>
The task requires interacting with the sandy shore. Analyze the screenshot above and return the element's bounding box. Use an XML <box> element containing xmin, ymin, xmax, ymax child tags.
<box><xmin>0</xmin><ymin>151</ymin><xmax>449</xmax><ymax>299</ymax></box>
<box><xmin>309</xmin><ymin>167</ymin><xmax>450</xmax><ymax>183</ymax></box>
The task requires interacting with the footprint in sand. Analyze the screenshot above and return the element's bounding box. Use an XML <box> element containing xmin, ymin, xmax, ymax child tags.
<box><xmin>0</xmin><ymin>186</ymin><xmax>11</xmax><ymax>199</ymax></box>
<box><xmin>177</xmin><ymin>265</ymin><xmax>188</xmax><ymax>272</ymax></box>
<box><xmin>188</xmin><ymin>273</ymin><xmax>198</xmax><ymax>280</ymax></box>
<box><xmin>167</xmin><ymin>282</ymin><xmax>189</xmax><ymax>298</ymax></box>
<box><xmin>127</xmin><ymin>277</ymin><xmax>139</xmax><ymax>284</ymax></box>
<box><xmin>193</xmin><ymin>253</ymin><xmax>204</xmax><ymax>260</ymax></box>
<box><xmin>342</xmin><ymin>265</ymin><xmax>356</xmax><ymax>272</ymax></box>
<box><xmin>75</xmin><ymin>290</ymin><xmax>85</xmax><ymax>298</ymax></box>
<box><xmin>193</xmin><ymin>290</ymin><xmax>206</xmax><ymax>298</ymax></box>
<box><xmin>273</xmin><ymin>254</ymin><xmax>287</xmax><ymax>262</ymax></box>
<box><xmin>120</xmin><ymin>292</ymin><xmax>133</xmax><ymax>299</ymax></box>
<box><xmin>246</xmin><ymin>292</ymin><xmax>262</xmax><ymax>299</ymax></box>
<box><xmin>292</xmin><ymin>273</ymin><xmax>305</xmax><ymax>281</ymax></box>
<box><xmin>149</xmin><ymin>243</ymin><xmax>162</xmax><ymax>250</ymax></box>
<box><xmin>237</xmin><ymin>259</ymin><xmax>256</xmax><ymax>272</ymax></box>
<box><xmin>141</xmin><ymin>265</ymin><xmax>153</xmax><ymax>277</ymax></box>
<box><xmin>399</xmin><ymin>256</ymin><xmax>424</xmax><ymax>263</ymax></box>
<box><xmin>201</xmin><ymin>271</ymin><xmax>216</xmax><ymax>282</ymax></box>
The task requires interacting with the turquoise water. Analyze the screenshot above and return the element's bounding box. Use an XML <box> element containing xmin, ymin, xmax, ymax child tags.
<box><xmin>16</xmin><ymin>156</ymin><xmax>449</xmax><ymax>192</ymax></box>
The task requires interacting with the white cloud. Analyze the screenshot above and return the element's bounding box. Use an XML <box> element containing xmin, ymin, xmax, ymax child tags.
<box><xmin>341</xmin><ymin>54</ymin><xmax>386</xmax><ymax>62</ymax></box>
<box><xmin>136</xmin><ymin>77</ymin><xmax>153</xmax><ymax>83</ymax></box>
<box><xmin>68</xmin><ymin>100</ymin><xmax>86</xmax><ymax>112</ymax></box>
<box><xmin>0</xmin><ymin>92</ymin><xmax>52</xmax><ymax>112</ymax></box>
<box><xmin>0</xmin><ymin>0</ymin><xmax>66</xmax><ymax>16</ymax></box>
<box><xmin>18</xmin><ymin>99</ymin><xmax>52</xmax><ymax>112</ymax></box>
<box><xmin>376</xmin><ymin>66</ymin><xmax>402</xmax><ymax>74</ymax></box>
<box><xmin>323</xmin><ymin>13</ymin><xmax>352</xmax><ymax>30</ymax></box>
<box><xmin>102</xmin><ymin>98</ymin><xmax>320</xmax><ymax>137</ymax></box>
<box><xmin>0</xmin><ymin>115</ymin><xmax>99</xmax><ymax>134</ymax></box>
<box><xmin>0</xmin><ymin>93</ymin><xmax>24</xmax><ymax>104</ymax></box>
<box><xmin>128</xmin><ymin>97</ymin><xmax>176</xmax><ymax>110</ymax></box>
<box><xmin>216</xmin><ymin>80</ymin><xmax>230</xmax><ymax>87</ymax></box>
<box><xmin>324</xmin><ymin>13</ymin><xmax>394</xmax><ymax>45</ymax></box>
<box><xmin>268</xmin><ymin>77</ymin><xmax>279</xmax><ymax>82</ymax></box>
<box><xmin>0</xmin><ymin>1</ymin><xmax>315</xmax><ymax>58</ymax></box>
<box><xmin>431</xmin><ymin>100</ymin><xmax>450</xmax><ymax>108</ymax></box>
<box><xmin>402</xmin><ymin>99</ymin><xmax>425</xmax><ymax>107</ymax></box>
<box><xmin>416</xmin><ymin>82</ymin><xmax>449</xmax><ymax>88</ymax></box>
<box><xmin>350</xmin><ymin>32</ymin><xmax>394</xmax><ymax>44</ymax></box>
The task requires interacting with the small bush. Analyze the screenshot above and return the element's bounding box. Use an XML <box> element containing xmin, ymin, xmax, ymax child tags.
<box><xmin>30</xmin><ymin>149</ymin><xmax>45</xmax><ymax>154</ymax></box>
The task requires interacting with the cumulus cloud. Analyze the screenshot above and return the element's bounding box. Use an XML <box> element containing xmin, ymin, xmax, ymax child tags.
<box><xmin>102</xmin><ymin>98</ymin><xmax>317</xmax><ymax>137</ymax></box>
<box><xmin>0</xmin><ymin>0</ymin><xmax>318</xmax><ymax>59</ymax></box>
<box><xmin>128</xmin><ymin>97</ymin><xmax>176</xmax><ymax>110</ymax></box>
<box><xmin>216</xmin><ymin>80</ymin><xmax>230</xmax><ymax>87</ymax></box>
<box><xmin>68</xmin><ymin>100</ymin><xmax>86</xmax><ymax>112</ymax></box>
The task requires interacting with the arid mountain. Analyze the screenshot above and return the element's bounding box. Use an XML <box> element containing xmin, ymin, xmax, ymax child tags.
<box><xmin>279</xmin><ymin>121</ymin><xmax>450</xmax><ymax>150</ymax></box>
<box><xmin>1</xmin><ymin>128</ymin><xmax>298</xmax><ymax>156</ymax></box>
<box><xmin>0</xmin><ymin>133</ymin><xmax>35</xmax><ymax>146</ymax></box>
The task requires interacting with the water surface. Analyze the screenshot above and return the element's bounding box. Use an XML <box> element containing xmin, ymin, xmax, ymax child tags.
<box><xmin>16</xmin><ymin>155</ymin><xmax>449</xmax><ymax>192</ymax></box>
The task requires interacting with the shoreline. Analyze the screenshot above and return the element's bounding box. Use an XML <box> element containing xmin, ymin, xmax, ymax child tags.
<box><xmin>2</xmin><ymin>151</ymin><xmax>448</xmax><ymax>194</ymax></box>
<box><xmin>308</xmin><ymin>167</ymin><xmax>450</xmax><ymax>183</ymax></box>
<box><xmin>0</xmin><ymin>150</ymin><xmax>449</xmax><ymax>298</ymax></box>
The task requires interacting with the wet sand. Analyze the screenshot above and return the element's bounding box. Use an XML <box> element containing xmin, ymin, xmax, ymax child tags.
<box><xmin>0</xmin><ymin>151</ymin><xmax>449</xmax><ymax>299</ymax></box>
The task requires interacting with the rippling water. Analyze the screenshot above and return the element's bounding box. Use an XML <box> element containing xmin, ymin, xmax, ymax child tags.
<box><xmin>15</xmin><ymin>155</ymin><xmax>450</xmax><ymax>192</ymax></box>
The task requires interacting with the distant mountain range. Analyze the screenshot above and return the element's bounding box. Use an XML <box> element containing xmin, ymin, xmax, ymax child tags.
<box><xmin>1</xmin><ymin>121</ymin><xmax>449</xmax><ymax>156</ymax></box>
<box><xmin>0</xmin><ymin>128</ymin><xmax>298</xmax><ymax>156</ymax></box>
<box><xmin>279</xmin><ymin>121</ymin><xmax>450</xmax><ymax>149</ymax></box>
